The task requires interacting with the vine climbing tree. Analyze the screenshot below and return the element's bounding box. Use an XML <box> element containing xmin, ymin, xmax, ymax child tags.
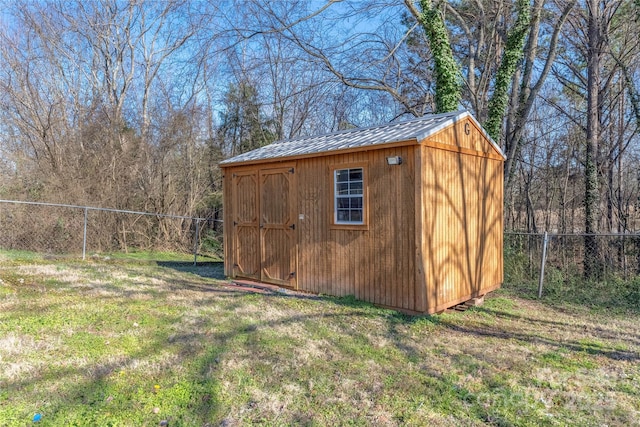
<box><xmin>484</xmin><ymin>0</ymin><xmax>531</xmax><ymax>141</ymax></box>
<box><xmin>409</xmin><ymin>0</ymin><xmax>461</xmax><ymax>113</ymax></box>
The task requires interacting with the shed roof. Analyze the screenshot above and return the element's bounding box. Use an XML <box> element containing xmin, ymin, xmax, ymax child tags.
<box><xmin>220</xmin><ymin>109</ymin><xmax>504</xmax><ymax>166</ymax></box>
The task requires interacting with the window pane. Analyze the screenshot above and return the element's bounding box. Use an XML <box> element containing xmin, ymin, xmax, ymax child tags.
<box><xmin>349</xmin><ymin>181</ymin><xmax>363</xmax><ymax>194</ymax></box>
<box><xmin>349</xmin><ymin>169</ymin><xmax>363</xmax><ymax>181</ymax></box>
<box><xmin>350</xmin><ymin>209</ymin><xmax>362</xmax><ymax>222</ymax></box>
<box><xmin>337</xmin><ymin>210</ymin><xmax>350</xmax><ymax>222</ymax></box>
<box><xmin>351</xmin><ymin>197</ymin><xmax>362</xmax><ymax>208</ymax></box>
<box><xmin>336</xmin><ymin>169</ymin><xmax>349</xmax><ymax>182</ymax></box>
<box><xmin>337</xmin><ymin>198</ymin><xmax>350</xmax><ymax>208</ymax></box>
<box><xmin>337</xmin><ymin>183</ymin><xmax>349</xmax><ymax>195</ymax></box>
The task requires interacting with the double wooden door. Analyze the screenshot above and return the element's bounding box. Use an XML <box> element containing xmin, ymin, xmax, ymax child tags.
<box><xmin>232</xmin><ymin>165</ymin><xmax>297</xmax><ymax>288</ymax></box>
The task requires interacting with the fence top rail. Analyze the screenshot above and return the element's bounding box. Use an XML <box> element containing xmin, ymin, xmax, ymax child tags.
<box><xmin>0</xmin><ymin>199</ymin><xmax>211</xmax><ymax>222</ymax></box>
<box><xmin>506</xmin><ymin>231</ymin><xmax>640</xmax><ymax>237</ymax></box>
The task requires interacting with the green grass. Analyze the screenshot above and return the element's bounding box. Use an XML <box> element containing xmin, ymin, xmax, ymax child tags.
<box><xmin>0</xmin><ymin>247</ymin><xmax>222</xmax><ymax>264</ymax></box>
<box><xmin>0</xmin><ymin>258</ymin><xmax>639</xmax><ymax>426</ymax></box>
<box><xmin>503</xmin><ymin>247</ymin><xmax>640</xmax><ymax>314</ymax></box>
<box><xmin>97</xmin><ymin>250</ymin><xmax>221</xmax><ymax>263</ymax></box>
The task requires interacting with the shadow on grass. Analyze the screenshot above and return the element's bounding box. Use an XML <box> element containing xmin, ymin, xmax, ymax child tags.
<box><xmin>501</xmin><ymin>277</ymin><xmax>640</xmax><ymax>316</ymax></box>
<box><xmin>2</xmin><ymin>299</ymin><xmax>225</xmax><ymax>425</ymax></box>
<box><xmin>3</xmin><ymin>293</ymin><xmax>398</xmax><ymax>424</ymax></box>
<box><xmin>4</xmin><ymin>259</ymin><xmax>640</xmax><ymax>425</ymax></box>
<box><xmin>205</xmin><ymin>282</ymin><xmax>640</xmax><ymax>365</ymax></box>
<box><xmin>324</xmin><ymin>293</ymin><xmax>640</xmax><ymax>364</ymax></box>
<box><xmin>157</xmin><ymin>261</ymin><xmax>226</xmax><ymax>281</ymax></box>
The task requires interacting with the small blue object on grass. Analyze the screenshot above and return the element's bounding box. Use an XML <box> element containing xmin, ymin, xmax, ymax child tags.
<box><xmin>33</xmin><ymin>413</ymin><xmax>42</xmax><ymax>422</ymax></box>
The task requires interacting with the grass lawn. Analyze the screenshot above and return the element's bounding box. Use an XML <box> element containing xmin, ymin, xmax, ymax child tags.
<box><xmin>0</xmin><ymin>254</ymin><xmax>638</xmax><ymax>426</ymax></box>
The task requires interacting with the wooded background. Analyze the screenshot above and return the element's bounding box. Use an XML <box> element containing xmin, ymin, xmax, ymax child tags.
<box><xmin>1</xmin><ymin>1</ymin><xmax>639</xmax><ymax>275</ymax></box>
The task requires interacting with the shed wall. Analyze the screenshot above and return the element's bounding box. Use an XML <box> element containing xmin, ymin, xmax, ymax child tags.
<box><xmin>296</xmin><ymin>145</ymin><xmax>419</xmax><ymax>311</ymax></box>
<box><xmin>419</xmin><ymin>121</ymin><xmax>504</xmax><ymax>313</ymax></box>
<box><xmin>223</xmin><ymin>145</ymin><xmax>420</xmax><ymax>311</ymax></box>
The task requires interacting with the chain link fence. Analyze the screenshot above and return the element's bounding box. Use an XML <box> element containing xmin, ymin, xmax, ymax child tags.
<box><xmin>505</xmin><ymin>232</ymin><xmax>640</xmax><ymax>308</ymax></box>
<box><xmin>2</xmin><ymin>199</ymin><xmax>638</xmax><ymax>307</ymax></box>
<box><xmin>0</xmin><ymin>200</ymin><xmax>223</xmax><ymax>263</ymax></box>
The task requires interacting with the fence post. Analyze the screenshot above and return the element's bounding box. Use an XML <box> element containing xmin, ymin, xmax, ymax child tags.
<box><xmin>193</xmin><ymin>218</ymin><xmax>200</xmax><ymax>266</ymax></box>
<box><xmin>82</xmin><ymin>207</ymin><xmax>88</xmax><ymax>261</ymax></box>
<box><xmin>538</xmin><ymin>231</ymin><xmax>549</xmax><ymax>298</ymax></box>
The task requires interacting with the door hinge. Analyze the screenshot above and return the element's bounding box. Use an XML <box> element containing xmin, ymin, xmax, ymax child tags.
<box><xmin>289</xmin><ymin>167</ymin><xmax>294</xmax><ymax>174</ymax></box>
<box><xmin>289</xmin><ymin>271</ymin><xmax>296</xmax><ymax>278</ymax></box>
<box><xmin>289</xmin><ymin>223</ymin><xmax>296</xmax><ymax>230</ymax></box>
<box><xmin>233</xmin><ymin>221</ymin><xmax>238</xmax><ymax>226</ymax></box>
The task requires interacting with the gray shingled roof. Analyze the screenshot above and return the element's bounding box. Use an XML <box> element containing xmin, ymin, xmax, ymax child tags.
<box><xmin>220</xmin><ymin>109</ymin><xmax>502</xmax><ymax>165</ymax></box>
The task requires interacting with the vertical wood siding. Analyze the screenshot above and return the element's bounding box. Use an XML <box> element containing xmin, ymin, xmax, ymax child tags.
<box><xmin>296</xmin><ymin>146</ymin><xmax>418</xmax><ymax>311</ymax></box>
<box><xmin>222</xmin><ymin>169</ymin><xmax>233</xmax><ymax>277</ymax></box>
<box><xmin>420</xmin><ymin>119</ymin><xmax>504</xmax><ymax>313</ymax></box>
<box><xmin>259</xmin><ymin>167</ymin><xmax>297</xmax><ymax>287</ymax></box>
<box><xmin>231</xmin><ymin>171</ymin><xmax>260</xmax><ymax>279</ymax></box>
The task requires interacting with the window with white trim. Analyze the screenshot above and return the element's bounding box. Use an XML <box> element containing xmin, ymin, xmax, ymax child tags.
<box><xmin>334</xmin><ymin>167</ymin><xmax>364</xmax><ymax>224</ymax></box>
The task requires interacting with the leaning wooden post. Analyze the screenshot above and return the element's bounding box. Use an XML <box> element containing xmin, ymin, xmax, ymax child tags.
<box><xmin>538</xmin><ymin>231</ymin><xmax>549</xmax><ymax>298</ymax></box>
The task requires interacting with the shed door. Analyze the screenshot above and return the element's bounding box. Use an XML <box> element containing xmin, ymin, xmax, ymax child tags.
<box><xmin>232</xmin><ymin>166</ymin><xmax>297</xmax><ymax>288</ymax></box>
<box><xmin>259</xmin><ymin>167</ymin><xmax>297</xmax><ymax>287</ymax></box>
<box><xmin>232</xmin><ymin>171</ymin><xmax>260</xmax><ymax>280</ymax></box>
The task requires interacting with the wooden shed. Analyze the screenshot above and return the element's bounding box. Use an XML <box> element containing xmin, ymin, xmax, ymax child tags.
<box><xmin>220</xmin><ymin>110</ymin><xmax>505</xmax><ymax>314</ymax></box>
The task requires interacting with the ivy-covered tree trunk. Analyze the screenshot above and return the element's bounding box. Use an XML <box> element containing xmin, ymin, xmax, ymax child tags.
<box><xmin>416</xmin><ymin>0</ymin><xmax>460</xmax><ymax>113</ymax></box>
<box><xmin>484</xmin><ymin>0</ymin><xmax>531</xmax><ymax>142</ymax></box>
<box><xmin>584</xmin><ymin>0</ymin><xmax>602</xmax><ymax>279</ymax></box>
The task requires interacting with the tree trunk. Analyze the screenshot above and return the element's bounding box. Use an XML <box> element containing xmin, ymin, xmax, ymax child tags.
<box><xmin>414</xmin><ymin>0</ymin><xmax>461</xmax><ymax>113</ymax></box>
<box><xmin>584</xmin><ymin>0</ymin><xmax>601</xmax><ymax>279</ymax></box>
<box><xmin>484</xmin><ymin>0</ymin><xmax>531</xmax><ymax>141</ymax></box>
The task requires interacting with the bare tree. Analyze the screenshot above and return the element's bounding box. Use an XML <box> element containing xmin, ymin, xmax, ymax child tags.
<box><xmin>0</xmin><ymin>0</ymin><xmax>213</xmax><ymax>250</ymax></box>
<box><xmin>503</xmin><ymin>0</ymin><xmax>576</xmax><ymax>193</ymax></box>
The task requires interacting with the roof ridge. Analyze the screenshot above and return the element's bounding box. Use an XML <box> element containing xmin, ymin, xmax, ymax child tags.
<box><xmin>274</xmin><ymin>109</ymin><xmax>466</xmax><ymax>145</ymax></box>
<box><xmin>219</xmin><ymin>109</ymin><xmax>506</xmax><ymax>166</ymax></box>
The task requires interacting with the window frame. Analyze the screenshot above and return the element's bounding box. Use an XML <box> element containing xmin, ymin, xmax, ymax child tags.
<box><xmin>330</xmin><ymin>162</ymin><xmax>368</xmax><ymax>230</ymax></box>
